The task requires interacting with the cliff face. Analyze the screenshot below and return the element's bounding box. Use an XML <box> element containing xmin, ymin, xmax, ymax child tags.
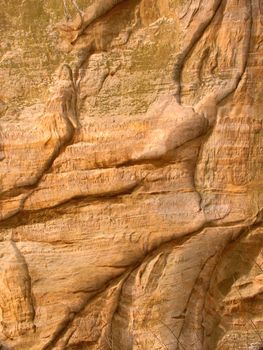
<box><xmin>0</xmin><ymin>1</ymin><xmax>262</xmax><ymax>349</ymax></box>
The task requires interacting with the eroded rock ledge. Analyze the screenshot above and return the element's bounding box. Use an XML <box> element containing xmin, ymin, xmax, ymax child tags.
<box><xmin>0</xmin><ymin>0</ymin><xmax>262</xmax><ymax>349</ymax></box>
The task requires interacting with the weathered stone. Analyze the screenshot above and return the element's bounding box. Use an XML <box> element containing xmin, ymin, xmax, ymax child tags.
<box><xmin>0</xmin><ymin>0</ymin><xmax>262</xmax><ymax>349</ymax></box>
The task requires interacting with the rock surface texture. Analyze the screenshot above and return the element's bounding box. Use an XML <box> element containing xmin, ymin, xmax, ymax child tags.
<box><xmin>0</xmin><ymin>0</ymin><xmax>263</xmax><ymax>349</ymax></box>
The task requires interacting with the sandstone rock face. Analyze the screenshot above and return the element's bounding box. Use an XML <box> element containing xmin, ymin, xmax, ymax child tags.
<box><xmin>0</xmin><ymin>0</ymin><xmax>262</xmax><ymax>349</ymax></box>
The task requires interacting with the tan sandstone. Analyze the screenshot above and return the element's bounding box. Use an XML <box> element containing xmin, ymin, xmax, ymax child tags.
<box><xmin>0</xmin><ymin>0</ymin><xmax>262</xmax><ymax>349</ymax></box>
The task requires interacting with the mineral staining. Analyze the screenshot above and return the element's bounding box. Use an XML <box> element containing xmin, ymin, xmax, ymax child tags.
<box><xmin>0</xmin><ymin>1</ymin><xmax>262</xmax><ymax>349</ymax></box>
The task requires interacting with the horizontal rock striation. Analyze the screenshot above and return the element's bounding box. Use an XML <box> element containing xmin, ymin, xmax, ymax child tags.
<box><xmin>0</xmin><ymin>0</ymin><xmax>262</xmax><ymax>349</ymax></box>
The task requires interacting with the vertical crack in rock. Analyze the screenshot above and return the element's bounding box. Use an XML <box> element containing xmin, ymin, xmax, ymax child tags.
<box><xmin>41</xmin><ymin>268</ymin><xmax>133</xmax><ymax>350</ymax></box>
<box><xmin>0</xmin><ymin>0</ymin><xmax>262</xmax><ymax>348</ymax></box>
<box><xmin>201</xmin><ymin>226</ymin><xmax>263</xmax><ymax>348</ymax></box>
<box><xmin>173</xmin><ymin>0</ymin><xmax>223</xmax><ymax>103</ymax></box>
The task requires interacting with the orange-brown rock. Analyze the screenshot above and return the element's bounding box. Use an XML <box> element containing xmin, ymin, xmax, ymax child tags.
<box><xmin>0</xmin><ymin>0</ymin><xmax>262</xmax><ymax>349</ymax></box>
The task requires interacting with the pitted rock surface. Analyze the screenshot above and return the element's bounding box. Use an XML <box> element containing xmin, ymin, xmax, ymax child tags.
<box><xmin>0</xmin><ymin>1</ymin><xmax>262</xmax><ymax>349</ymax></box>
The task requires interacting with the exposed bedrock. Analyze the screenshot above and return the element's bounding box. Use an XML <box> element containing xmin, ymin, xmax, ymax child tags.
<box><xmin>0</xmin><ymin>0</ymin><xmax>262</xmax><ymax>349</ymax></box>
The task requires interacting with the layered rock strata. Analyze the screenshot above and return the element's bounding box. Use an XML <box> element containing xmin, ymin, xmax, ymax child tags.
<box><xmin>0</xmin><ymin>0</ymin><xmax>262</xmax><ymax>349</ymax></box>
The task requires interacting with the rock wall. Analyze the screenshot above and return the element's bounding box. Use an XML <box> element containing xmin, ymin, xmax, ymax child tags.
<box><xmin>0</xmin><ymin>0</ymin><xmax>262</xmax><ymax>349</ymax></box>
